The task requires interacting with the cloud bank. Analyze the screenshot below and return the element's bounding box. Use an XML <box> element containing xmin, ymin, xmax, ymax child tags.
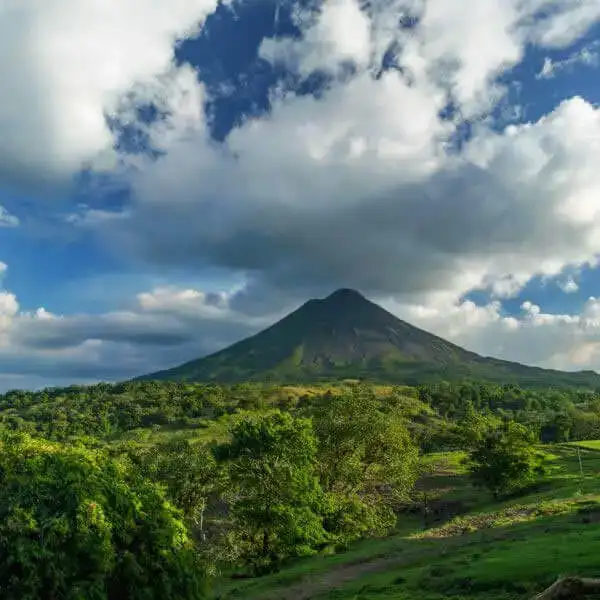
<box><xmin>2</xmin><ymin>0</ymin><xmax>600</xmax><ymax>387</ymax></box>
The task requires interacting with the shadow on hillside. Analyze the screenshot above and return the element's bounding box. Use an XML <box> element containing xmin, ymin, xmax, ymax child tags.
<box><xmin>216</xmin><ymin>500</ymin><xmax>600</xmax><ymax>600</ymax></box>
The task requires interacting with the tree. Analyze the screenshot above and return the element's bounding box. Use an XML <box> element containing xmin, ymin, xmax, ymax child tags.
<box><xmin>458</xmin><ymin>402</ymin><xmax>501</xmax><ymax>448</ymax></box>
<box><xmin>311</xmin><ymin>386</ymin><xmax>419</xmax><ymax>541</ymax></box>
<box><xmin>215</xmin><ymin>411</ymin><xmax>326</xmax><ymax>572</ymax></box>
<box><xmin>541</xmin><ymin>411</ymin><xmax>573</xmax><ymax>443</ymax></box>
<box><xmin>466</xmin><ymin>422</ymin><xmax>545</xmax><ymax>498</ymax></box>
<box><xmin>125</xmin><ymin>438</ymin><xmax>222</xmax><ymax>543</ymax></box>
<box><xmin>0</xmin><ymin>433</ymin><xmax>205</xmax><ymax>600</ymax></box>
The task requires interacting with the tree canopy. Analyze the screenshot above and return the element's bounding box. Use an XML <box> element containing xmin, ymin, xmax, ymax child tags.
<box><xmin>0</xmin><ymin>433</ymin><xmax>205</xmax><ymax>600</ymax></box>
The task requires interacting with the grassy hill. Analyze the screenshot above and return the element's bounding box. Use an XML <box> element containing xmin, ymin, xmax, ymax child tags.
<box><xmin>141</xmin><ymin>289</ymin><xmax>600</xmax><ymax>389</ymax></box>
<box><xmin>216</xmin><ymin>443</ymin><xmax>600</xmax><ymax>600</ymax></box>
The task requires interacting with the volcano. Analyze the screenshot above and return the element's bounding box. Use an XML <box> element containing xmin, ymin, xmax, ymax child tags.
<box><xmin>140</xmin><ymin>289</ymin><xmax>600</xmax><ymax>389</ymax></box>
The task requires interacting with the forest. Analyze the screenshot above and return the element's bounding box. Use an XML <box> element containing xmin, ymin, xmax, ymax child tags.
<box><xmin>0</xmin><ymin>379</ymin><xmax>599</xmax><ymax>598</ymax></box>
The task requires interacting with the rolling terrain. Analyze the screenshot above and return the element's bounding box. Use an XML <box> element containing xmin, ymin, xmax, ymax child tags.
<box><xmin>217</xmin><ymin>443</ymin><xmax>600</xmax><ymax>600</ymax></box>
<box><xmin>141</xmin><ymin>288</ymin><xmax>600</xmax><ymax>389</ymax></box>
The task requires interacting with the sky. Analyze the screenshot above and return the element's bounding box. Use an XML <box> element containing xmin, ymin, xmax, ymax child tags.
<box><xmin>1</xmin><ymin>0</ymin><xmax>600</xmax><ymax>391</ymax></box>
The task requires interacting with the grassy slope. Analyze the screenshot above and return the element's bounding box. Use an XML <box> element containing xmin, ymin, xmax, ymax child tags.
<box><xmin>144</xmin><ymin>352</ymin><xmax>600</xmax><ymax>390</ymax></box>
<box><xmin>214</xmin><ymin>444</ymin><xmax>600</xmax><ymax>600</ymax></box>
<box><xmin>568</xmin><ymin>440</ymin><xmax>600</xmax><ymax>451</ymax></box>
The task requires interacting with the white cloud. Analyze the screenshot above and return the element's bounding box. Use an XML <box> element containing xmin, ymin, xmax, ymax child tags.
<box><xmin>102</xmin><ymin>75</ymin><xmax>600</xmax><ymax>312</ymax></box>
<box><xmin>0</xmin><ymin>206</ymin><xmax>19</xmax><ymax>228</ymax></box>
<box><xmin>68</xmin><ymin>0</ymin><xmax>596</xmax><ymax>318</ymax></box>
<box><xmin>0</xmin><ymin>273</ymin><xmax>268</xmax><ymax>391</ymax></box>
<box><xmin>261</xmin><ymin>0</ymin><xmax>372</xmax><ymax>76</ymax></box>
<box><xmin>0</xmin><ymin>0</ymin><xmax>597</xmax><ymax>192</ymax></box>
<box><xmin>558</xmin><ymin>277</ymin><xmax>579</xmax><ymax>294</ymax></box>
<box><xmin>0</xmin><ymin>0</ymin><xmax>219</xmax><ymax>191</ymax></box>
<box><xmin>402</xmin><ymin>0</ymin><xmax>524</xmax><ymax>118</ymax></box>
<box><xmin>525</xmin><ymin>0</ymin><xmax>600</xmax><ymax>48</ymax></box>
<box><xmin>261</xmin><ymin>0</ymin><xmax>600</xmax><ymax>118</ymax></box>
<box><xmin>383</xmin><ymin>295</ymin><xmax>600</xmax><ymax>372</ymax></box>
<box><xmin>65</xmin><ymin>206</ymin><xmax>130</xmax><ymax>227</ymax></box>
<box><xmin>262</xmin><ymin>0</ymin><xmax>525</xmax><ymax>118</ymax></box>
<box><xmin>536</xmin><ymin>42</ymin><xmax>600</xmax><ymax>79</ymax></box>
<box><xmin>482</xmin><ymin>273</ymin><xmax>533</xmax><ymax>299</ymax></box>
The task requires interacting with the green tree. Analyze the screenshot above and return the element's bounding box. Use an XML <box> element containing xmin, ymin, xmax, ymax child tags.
<box><xmin>215</xmin><ymin>411</ymin><xmax>326</xmax><ymax>572</ymax></box>
<box><xmin>126</xmin><ymin>438</ymin><xmax>222</xmax><ymax>543</ymax></box>
<box><xmin>311</xmin><ymin>386</ymin><xmax>419</xmax><ymax>541</ymax></box>
<box><xmin>458</xmin><ymin>402</ymin><xmax>500</xmax><ymax>448</ymax></box>
<box><xmin>541</xmin><ymin>411</ymin><xmax>573</xmax><ymax>443</ymax></box>
<box><xmin>466</xmin><ymin>422</ymin><xmax>545</xmax><ymax>498</ymax></box>
<box><xmin>0</xmin><ymin>433</ymin><xmax>205</xmax><ymax>600</ymax></box>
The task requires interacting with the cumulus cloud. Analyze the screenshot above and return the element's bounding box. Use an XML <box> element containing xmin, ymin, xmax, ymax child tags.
<box><xmin>0</xmin><ymin>275</ymin><xmax>271</xmax><ymax>391</ymax></box>
<box><xmin>262</xmin><ymin>0</ymin><xmax>525</xmax><ymax>117</ymax></box>
<box><xmin>4</xmin><ymin>0</ymin><xmax>600</xmax><ymax>388</ymax></box>
<box><xmin>58</xmin><ymin>0</ymin><xmax>591</xmax><ymax>320</ymax></box>
<box><xmin>260</xmin><ymin>0</ymin><xmax>372</xmax><ymax>76</ymax></box>
<box><xmin>101</xmin><ymin>82</ymin><xmax>600</xmax><ymax>313</ymax></box>
<box><xmin>0</xmin><ymin>0</ymin><xmax>219</xmax><ymax>192</ymax></box>
<box><xmin>557</xmin><ymin>277</ymin><xmax>580</xmax><ymax>294</ymax></box>
<box><xmin>525</xmin><ymin>0</ymin><xmax>600</xmax><ymax>48</ymax></box>
<box><xmin>382</xmin><ymin>295</ymin><xmax>600</xmax><ymax>372</ymax></box>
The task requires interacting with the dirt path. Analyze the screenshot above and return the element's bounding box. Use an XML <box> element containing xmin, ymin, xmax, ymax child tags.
<box><xmin>258</xmin><ymin>555</ymin><xmax>403</xmax><ymax>600</ymax></box>
<box><xmin>251</xmin><ymin>537</ymin><xmax>455</xmax><ymax>600</ymax></box>
<box><xmin>251</xmin><ymin>523</ymin><xmax>514</xmax><ymax>600</ymax></box>
<box><xmin>253</xmin><ymin>501</ymin><xmax>470</xmax><ymax>599</ymax></box>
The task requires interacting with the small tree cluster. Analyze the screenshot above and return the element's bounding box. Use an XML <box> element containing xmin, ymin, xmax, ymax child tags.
<box><xmin>466</xmin><ymin>422</ymin><xmax>546</xmax><ymax>498</ymax></box>
<box><xmin>312</xmin><ymin>386</ymin><xmax>419</xmax><ymax>541</ymax></box>
<box><xmin>215</xmin><ymin>411</ymin><xmax>326</xmax><ymax>573</ymax></box>
<box><xmin>214</xmin><ymin>386</ymin><xmax>419</xmax><ymax>572</ymax></box>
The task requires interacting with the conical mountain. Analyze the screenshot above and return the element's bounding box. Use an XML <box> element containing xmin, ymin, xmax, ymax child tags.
<box><xmin>140</xmin><ymin>289</ymin><xmax>600</xmax><ymax>388</ymax></box>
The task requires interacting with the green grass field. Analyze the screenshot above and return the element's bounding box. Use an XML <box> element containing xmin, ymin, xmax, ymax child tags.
<box><xmin>568</xmin><ymin>439</ymin><xmax>600</xmax><ymax>451</ymax></box>
<box><xmin>213</xmin><ymin>444</ymin><xmax>600</xmax><ymax>600</ymax></box>
<box><xmin>108</xmin><ymin>414</ymin><xmax>233</xmax><ymax>447</ymax></box>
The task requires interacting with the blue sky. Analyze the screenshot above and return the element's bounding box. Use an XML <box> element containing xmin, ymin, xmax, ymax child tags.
<box><xmin>1</xmin><ymin>0</ymin><xmax>600</xmax><ymax>390</ymax></box>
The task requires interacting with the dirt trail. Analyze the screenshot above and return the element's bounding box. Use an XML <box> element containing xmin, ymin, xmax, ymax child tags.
<box><xmin>253</xmin><ymin>537</ymin><xmax>456</xmax><ymax>600</ymax></box>
<box><xmin>254</xmin><ymin>501</ymin><xmax>469</xmax><ymax>599</ymax></box>
<box><xmin>258</xmin><ymin>555</ymin><xmax>403</xmax><ymax>600</ymax></box>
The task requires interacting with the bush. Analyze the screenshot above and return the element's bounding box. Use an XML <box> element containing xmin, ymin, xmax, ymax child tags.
<box><xmin>0</xmin><ymin>433</ymin><xmax>205</xmax><ymax>600</ymax></box>
<box><xmin>466</xmin><ymin>422</ymin><xmax>545</xmax><ymax>498</ymax></box>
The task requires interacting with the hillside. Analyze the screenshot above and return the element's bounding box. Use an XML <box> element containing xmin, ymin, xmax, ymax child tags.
<box><xmin>218</xmin><ymin>443</ymin><xmax>600</xmax><ymax>600</ymax></box>
<box><xmin>140</xmin><ymin>288</ymin><xmax>600</xmax><ymax>389</ymax></box>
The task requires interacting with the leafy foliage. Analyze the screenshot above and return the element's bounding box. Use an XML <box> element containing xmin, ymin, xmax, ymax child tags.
<box><xmin>1</xmin><ymin>377</ymin><xmax>600</xmax><ymax>592</ymax></box>
<box><xmin>215</xmin><ymin>411</ymin><xmax>327</xmax><ymax>572</ymax></box>
<box><xmin>0</xmin><ymin>433</ymin><xmax>205</xmax><ymax>600</ymax></box>
<box><xmin>466</xmin><ymin>422</ymin><xmax>546</xmax><ymax>498</ymax></box>
<box><xmin>124</xmin><ymin>437</ymin><xmax>223</xmax><ymax>541</ymax></box>
<box><xmin>312</xmin><ymin>386</ymin><xmax>419</xmax><ymax>541</ymax></box>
